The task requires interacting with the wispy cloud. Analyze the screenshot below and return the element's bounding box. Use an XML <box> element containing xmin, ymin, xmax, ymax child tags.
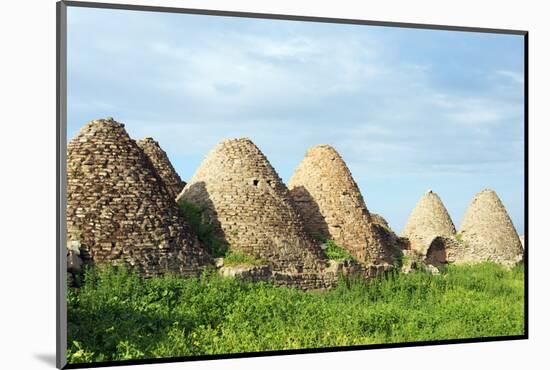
<box><xmin>67</xmin><ymin>7</ymin><xmax>525</xmax><ymax>232</ymax></box>
<box><xmin>497</xmin><ymin>70</ymin><xmax>524</xmax><ymax>84</ymax></box>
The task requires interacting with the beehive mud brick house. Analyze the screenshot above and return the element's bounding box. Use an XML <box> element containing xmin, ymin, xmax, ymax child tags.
<box><xmin>401</xmin><ymin>190</ymin><xmax>456</xmax><ymax>257</ymax></box>
<box><xmin>458</xmin><ymin>189</ymin><xmax>523</xmax><ymax>266</ymax></box>
<box><xmin>288</xmin><ymin>144</ymin><xmax>401</xmax><ymax>267</ymax></box>
<box><xmin>66</xmin><ymin>118</ymin><xmax>211</xmax><ymax>277</ymax></box>
<box><xmin>177</xmin><ymin>138</ymin><xmax>328</xmax><ymax>275</ymax></box>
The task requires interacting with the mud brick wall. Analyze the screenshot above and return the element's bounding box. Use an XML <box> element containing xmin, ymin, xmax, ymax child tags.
<box><xmin>67</xmin><ymin>118</ymin><xmax>211</xmax><ymax>277</ymax></box>
<box><xmin>219</xmin><ymin>260</ymin><xmax>393</xmax><ymax>290</ymax></box>
<box><xmin>288</xmin><ymin>144</ymin><xmax>399</xmax><ymax>266</ymax></box>
<box><xmin>401</xmin><ymin>190</ymin><xmax>456</xmax><ymax>256</ymax></box>
<box><xmin>370</xmin><ymin>213</ymin><xmax>391</xmax><ymax>230</ymax></box>
<box><xmin>458</xmin><ymin>189</ymin><xmax>523</xmax><ymax>266</ymax></box>
<box><xmin>177</xmin><ymin>138</ymin><xmax>327</xmax><ymax>274</ymax></box>
<box><xmin>424</xmin><ymin>236</ymin><xmax>469</xmax><ymax>267</ymax></box>
<box><xmin>137</xmin><ymin>137</ymin><xmax>185</xmax><ymax>199</ymax></box>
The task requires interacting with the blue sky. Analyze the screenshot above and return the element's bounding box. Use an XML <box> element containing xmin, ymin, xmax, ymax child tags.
<box><xmin>67</xmin><ymin>7</ymin><xmax>525</xmax><ymax>234</ymax></box>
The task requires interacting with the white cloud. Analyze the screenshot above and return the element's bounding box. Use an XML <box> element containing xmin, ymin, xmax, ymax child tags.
<box><xmin>68</xmin><ymin>19</ymin><xmax>523</xmax><ymax>153</ymax></box>
<box><xmin>144</xmin><ymin>31</ymin><xmax>387</xmax><ymax>114</ymax></box>
<box><xmin>120</xmin><ymin>32</ymin><xmax>523</xmax><ymax>174</ymax></box>
<box><xmin>497</xmin><ymin>70</ymin><xmax>524</xmax><ymax>84</ymax></box>
<box><xmin>251</xmin><ymin>36</ymin><xmax>320</xmax><ymax>60</ymax></box>
<box><xmin>67</xmin><ymin>97</ymin><xmax>115</xmax><ymax>111</ymax></box>
<box><xmin>67</xmin><ymin>8</ymin><xmax>525</xmax><ymax>232</ymax></box>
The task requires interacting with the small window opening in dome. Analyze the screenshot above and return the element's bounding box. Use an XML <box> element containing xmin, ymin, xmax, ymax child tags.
<box><xmin>253</xmin><ymin>179</ymin><xmax>259</xmax><ymax>186</ymax></box>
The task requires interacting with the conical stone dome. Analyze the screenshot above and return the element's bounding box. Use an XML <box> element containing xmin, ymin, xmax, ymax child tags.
<box><xmin>67</xmin><ymin>118</ymin><xmax>210</xmax><ymax>277</ymax></box>
<box><xmin>458</xmin><ymin>189</ymin><xmax>523</xmax><ymax>266</ymax></box>
<box><xmin>401</xmin><ymin>190</ymin><xmax>456</xmax><ymax>256</ymax></box>
<box><xmin>288</xmin><ymin>144</ymin><xmax>399</xmax><ymax>266</ymax></box>
<box><xmin>177</xmin><ymin>138</ymin><xmax>327</xmax><ymax>274</ymax></box>
<box><xmin>137</xmin><ymin>137</ymin><xmax>186</xmax><ymax>199</ymax></box>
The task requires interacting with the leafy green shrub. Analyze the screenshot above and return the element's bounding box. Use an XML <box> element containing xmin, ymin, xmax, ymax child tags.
<box><xmin>324</xmin><ymin>239</ymin><xmax>356</xmax><ymax>261</ymax></box>
<box><xmin>67</xmin><ymin>340</ymin><xmax>96</xmax><ymax>363</ymax></box>
<box><xmin>67</xmin><ymin>262</ymin><xmax>524</xmax><ymax>364</ymax></box>
<box><xmin>223</xmin><ymin>251</ymin><xmax>265</xmax><ymax>266</ymax></box>
<box><xmin>178</xmin><ymin>200</ymin><xmax>227</xmax><ymax>257</ymax></box>
<box><xmin>312</xmin><ymin>233</ymin><xmax>356</xmax><ymax>261</ymax></box>
<box><xmin>392</xmin><ymin>253</ymin><xmax>409</xmax><ymax>270</ymax></box>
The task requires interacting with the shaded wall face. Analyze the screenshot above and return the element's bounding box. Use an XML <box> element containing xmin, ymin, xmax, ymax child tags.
<box><xmin>288</xmin><ymin>185</ymin><xmax>331</xmax><ymax>239</ymax></box>
<box><xmin>180</xmin><ymin>140</ymin><xmax>327</xmax><ymax>274</ymax></box>
<box><xmin>137</xmin><ymin>138</ymin><xmax>185</xmax><ymax>199</ymax></box>
<box><xmin>425</xmin><ymin>237</ymin><xmax>449</xmax><ymax>267</ymax></box>
<box><xmin>67</xmin><ymin>120</ymin><xmax>210</xmax><ymax>277</ymax></box>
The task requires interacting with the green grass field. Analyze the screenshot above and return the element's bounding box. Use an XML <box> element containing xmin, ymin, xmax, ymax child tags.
<box><xmin>67</xmin><ymin>262</ymin><xmax>524</xmax><ymax>364</ymax></box>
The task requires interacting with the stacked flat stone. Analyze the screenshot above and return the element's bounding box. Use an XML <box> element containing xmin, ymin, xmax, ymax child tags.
<box><xmin>401</xmin><ymin>190</ymin><xmax>456</xmax><ymax>256</ymax></box>
<box><xmin>370</xmin><ymin>213</ymin><xmax>391</xmax><ymax>230</ymax></box>
<box><xmin>177</xmin><ymin>138</ymin><xmax>328</xmax><ymax>275</ymax></box>
<box><xmin>458</xmin><ymin>189</ymin><xmax>523</xmax><ymax>266</ymax></box>
<box><xmin>137</xmin><ymin>137</ymin><xmax>186</xmax><ymax>199</ymax></box>
<box><xmin>288</xmin><ymin>144</ymin><xmax>400</xmax><ymax>266</ymax></box>
<box><xmin>67</xmin><ymin>118</ymin><xmax>210</xmax><ymax>277</ymax></box>
<box><xmin>424</xmin><ymin>236</ymin><xmax>468</xmax><ymax>267</ymax></box>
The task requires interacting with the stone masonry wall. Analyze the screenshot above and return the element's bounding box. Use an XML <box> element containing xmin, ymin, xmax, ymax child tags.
<box><xmin>458</xmin><ymin>189</ymin><xmax>523</xmax><ymax>266</ymax></box>
<box><xmin>177</xmin><ymin>138</ymin><xmax>328</xmax><ymax>274</ymax></box>
<box><xmin>288</xmin><ymin>144</ymin><xmax>400</xmax><ymax>266</ymax></box>
<box><xmin>370</xmin><ymin>213</ymin><xmax>390</xmax><ymax>230</ymax></box>
<box><xmin>137</xmin><ymin>137</ymin><xmax>186</xmax><ymax>199</ymax></box>
<box><xmin>218</xmin><ymin>259</ymin><xmax>392</xmax><ymax>290</ymax></box>
<box><xmin>67</xmin><ymin>118</ymin><xmax>211</xmax><ymax>277</ymax></box>
<box><xmin>401</xmin><ymin>190</ymin><xmax>456</xmax><ymax>256</ymax></box>
<box><xmin>424</xmin><ymin>236</ymin><xmax>472</xmax><ymax>267</ymax></box>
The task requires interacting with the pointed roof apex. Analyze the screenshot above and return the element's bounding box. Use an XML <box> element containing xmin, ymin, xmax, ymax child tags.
<box><xmin>308</xmin><ymin>144</ymin><xmax>338</xmax><ymax>152</ymax></box>
<box><xmin>304</xmin><ymin>145</ymin><xmax>342</xmax><ymax>162</ymax></box>
<box><xmin>313</xmin><ymin>144</ymin><xmax>335</xmax><ymax>149</ymax></box>
<box><xmin>221</xmin><ymin>136</ymin><xmax>251</xmax><ymax>142</ymax></box>
<box><xmin>467</xmin><ymin>188</ymin><xmax>502</xmax><ymax>205</ymax></box>
<box><xmin>216</xmin><ymin>137</ymin><xmax>257</xmax><ymax>148</ymax></box>
<box><xmin>137</xmin><ymin>137</ymin><xmax>161</xmax><ymax>147</ymax></box>
<box><xmin>88</xmin><ymin>117</ymin><xmax>124</xmax><ymax>127</ymax></box>
<box><xmin>479</xmin><ymin>188</ymin><xmax>497</xmax><ymax>195</ymax></box>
